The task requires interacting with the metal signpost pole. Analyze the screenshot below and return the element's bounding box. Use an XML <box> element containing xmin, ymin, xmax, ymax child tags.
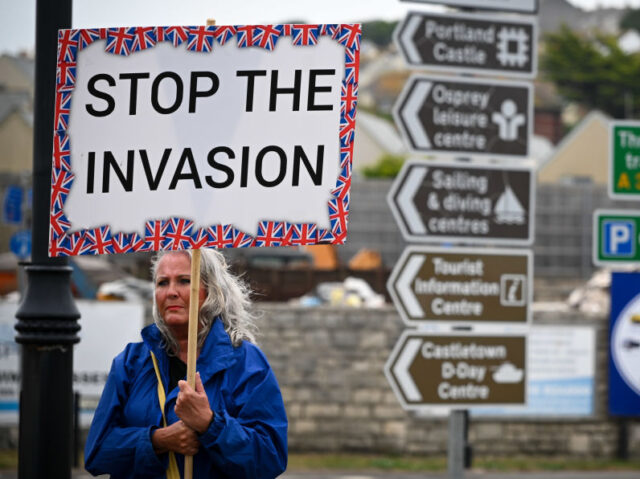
<box><xmin>448</xmin><ymin>410</ymin><xmax>465</xmax><ymax>479</ymax></box>
<box><xmin>15</xmin><ymin>0</ymin><xmax>80</xmax><ymax>478</ymax></box>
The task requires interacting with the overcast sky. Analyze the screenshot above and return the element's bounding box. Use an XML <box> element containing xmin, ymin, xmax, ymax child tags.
<box><xmin>2</xmin><ymin>0</ymin><xmax>640</xmax><ymax>54</ymax></box>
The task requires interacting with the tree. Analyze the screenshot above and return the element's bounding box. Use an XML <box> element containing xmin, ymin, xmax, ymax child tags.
<box><xmin>541</xmin><ymin>26</ymin><xmax>640</xmax><ymax>119</ymax></box>
<box><xmin>361</xmin><ymin>154</ymin><xmax>405</xmax><ymax>178</ymax></box>
<box><xmin>620</xmin><ymin>9</ymin><xmax>640</xmax><ymax>31</ymax></box>
<box><xmin>362</xmin><ymin>21</ymin><xmax>398</xmax><ymax>48</ymax></box>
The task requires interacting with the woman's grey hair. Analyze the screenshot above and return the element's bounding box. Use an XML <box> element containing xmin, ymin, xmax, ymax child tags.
<box><xmin>151</xmin><ymin>249</ymin><xmax>257</xmax><ymax>353</ymax></box>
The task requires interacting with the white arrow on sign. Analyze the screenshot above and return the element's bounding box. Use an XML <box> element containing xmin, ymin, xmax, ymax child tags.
<box><xmin>397</xmin><ymin>253</ymin><xmax>425</xmax><ymax>318</ymax></box>
<box><xmin>398</xmin><ymin>13</ymin><xmax>422</xmax><ymax>65</ymax></box>
<box><xmin>397</xmin><ymin>165</ymin><xmax>427</xmax><ymax>235</ymax></box>
<box><xmin>392</xmin><ymin>337</ymin><xmax>423</xmax><ymax>402</ymax></box>
<box><xmin>399</xmin><ymin>80</ymin><xmax>432</xmax><ymax>150</ymax></box>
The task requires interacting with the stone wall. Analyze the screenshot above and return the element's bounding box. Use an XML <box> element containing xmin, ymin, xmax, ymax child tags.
<box><xmin>257</xmin><ymin>304</ymin><xmax>640</xmax><ymax>459</ymax></box>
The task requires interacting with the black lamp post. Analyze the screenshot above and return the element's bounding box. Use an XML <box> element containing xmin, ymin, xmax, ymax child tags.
<box><xmin>14</xmin><ymin>1</ymin><xmax>81</xmax><ymax>478</ymax></box>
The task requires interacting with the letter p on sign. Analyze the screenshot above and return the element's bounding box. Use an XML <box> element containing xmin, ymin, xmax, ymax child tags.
<box><xmin>604</xmin><ymin>220</ymin><xmax>635</xmax><ymax>256</ymax></box>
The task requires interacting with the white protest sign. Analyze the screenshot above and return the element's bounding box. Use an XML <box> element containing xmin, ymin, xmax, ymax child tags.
<box><xmin>50</xmin><ymin>25</ymin><xmax>360</xmax><ymax>256</ymax></box>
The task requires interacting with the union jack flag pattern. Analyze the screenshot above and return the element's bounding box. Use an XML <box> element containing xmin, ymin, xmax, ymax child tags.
<box><xmin>236</xmin><ymin>25</ymin><xmax>260</xmax><ymax>48</ymax></box>
<box><xmin>279</xmin><ymin>25</ymin><xmax>293</xmax><ymax>36</ymax></box>
<box><xmin>339</xmin><ymin>110</ymin><xmax>356</xmax><ymax>147</ymax></box>
<box><xmin>341</xmin><ymin>82</ymin><xmax>358</xmax><ymax>116</ymax></box>
<box><xmin>61</xmin><ymin>231</ymin><xmax>84</xmax><ymax>257</ymax></box>
<box><xmin>164</xmin><ymin>218</ymin><xmax>194</xmax><ymax>250</ymax></box>
<box><xmin>144</xmin><ymin>220</ymin><xmax>169</xmax><ymax>252</ymax></box>
<box><xmin>77</xmin><ymin>29</ymin><xmax>104</xmax><ymax>50</ymax></box>
<box><xmin>336</xmin><ymin>24</ymin><xmax>361</xmax><ymax>51</ymax></box>
<box><xmin>190</xmin><ymin>228</ymin><xmax>211</xmax><ymax>249</ymax></box>
<box><xmin>57</xmin><ymin>30</ymin><xmax>78</xmax><ymax>63</ymax></box>
<box><xmin>187</xmin><ymin>26</ymin><xmax>215</xmax><ymax>52</ymax></box>
<box><xmin>50</xmin><ymin>210</ymin><xmax>71</xmax><ymax>238</ymax></box>
<box><xmin>340</xmin><ymin>144</ymin><xmax>353</xmax><ymax>169</ymax></box>
<box><xmin>155</xmin><ymin>26</ymin><xmax>189</xmax><ymax>47</ymax></box>
<box><xmin>50</xmin><ymin>169</ymin><xmax>74</xmax><ymax>212</ymax></box>
<box><xmin>254</xmin><ymin>221</ymin><xmax>284</xmax><ymax>247</ymax></box>
<box><xmin>131</xmin><ymin>27</ymin><xmax>157</xmax><ymax>52</ymax></box>
<box><xmin>283</xmin><ymin>223</ymin><xmax>317</xmax><ymax>246</ymax></box>
<box><xmin>53</xmin><ymin>132</ymin><xmax>71</xmax><ymax>171</ymax></box>
<box><xmin>344</xmin><ymin>48</ymin><xmax>360</xmax><ymax>85</ymax></box>
<box><xmin>232</xmin><ymin>228</ymin><xmax>254</xmax><ymax>248</ymax></box>
<box><xmin>254</xmin><ymin>25</ymin><xmax>282</xmax><ymax>51</ymax></box>
<box><xmin>54</xmin><ymin>91</ymin><xmax>72</xmax><ymax>132</ymax></box>
<box><xmin>317</xmin><ymin>227</ymin><xmax>335</xmax><ymax>244</ymax></box>
<box><xmin>105</xmin><ymin>27</ymin><xmax>135</xmax><ymax>55</ymax></box>
<box><xmin>112</xmin><ymin>232</ymin><xmax>134</xmax><ymax>254</ymax></box>
<box><xmin>292</xmin><ymin>25</ymin><xmax>319</xmax><ymax>46</ymax></box>
<box><xmin>49</xmin><ymin>235</ymin><xmax>68</xmax><ymax>258</ymax></box>
<box><xmin>213</xmin><ymin>26</ymin><xmax>237</xmax><ymax>45</ymax></box>
<box><xmin>328</xmin><ymin>196</ymin><xmax>349</xmax><ymax>241</ymax></box>
<box><xmin>56</xmin><ymin>63</ymin><xmax>76</xmax><ymax>92</ymax></box>
<box><xmin>319</xmin><ymin>24</ymin><xmax>339</xmax><ymax>39</ymax></box>
<box><xmin>83</xmin><ymin>225</ymin><xmax>114</xmax><ymax>255</ymax></box>
<box><xmin>332</xmin><ymin>162</ymin><xmax>351</xmax><ymax>200</ymax></box>
<box><xmin>206</xmin><ymin>224</ymin><xmax>235</xmax><ymax>249</ymax></box>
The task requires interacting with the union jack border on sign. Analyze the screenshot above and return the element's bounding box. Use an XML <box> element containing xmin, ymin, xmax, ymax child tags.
<box><xmin>49</xmin><ymin>24</ymin><xmax>360</xmax><ymax>257</ymax></box>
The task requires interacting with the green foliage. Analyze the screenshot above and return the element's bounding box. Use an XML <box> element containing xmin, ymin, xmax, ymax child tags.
<box><xmin>541</xmin><ymin>26</ymin><xmax>640</xmax><ymax>118</ymax></box>
<box><xmin>362</xmin><ymin>20</ymin><xmax>398</xmax><ymax>47</ymax></box>
<box><xmin>361</xmin><ymin>154</ymin><xmax>405</xmax><ymax>178</ymax></box>
<box><xmin>620</xmin><ymin>9</ymin><xmax>640</xmax><ymax>31</ymax></box>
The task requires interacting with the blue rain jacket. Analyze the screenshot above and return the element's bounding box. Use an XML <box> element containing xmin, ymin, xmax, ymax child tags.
<box><xmin>84</xmin><ymin>318</ymin><xmax>288</xmax><ymax>478</ymax></box>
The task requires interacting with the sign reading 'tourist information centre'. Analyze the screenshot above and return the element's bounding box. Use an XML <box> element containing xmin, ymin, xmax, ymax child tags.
<box><xmin>387</xmin><ymin>246</ymin><xmax>532</xmax><ymax>327</ymax></box>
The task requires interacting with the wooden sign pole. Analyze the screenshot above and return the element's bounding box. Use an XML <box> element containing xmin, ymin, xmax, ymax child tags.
<box><xmin>185</xmin><ymin>248</ymin><xmax>202</xmax><ymax>479</ymax></box>
<box><xmin>185</xmin><ymin>18</ymin><xmax>214</xmax><ymax>479</ymax></box>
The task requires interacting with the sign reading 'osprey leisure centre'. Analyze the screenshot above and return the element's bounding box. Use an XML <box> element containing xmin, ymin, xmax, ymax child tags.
<box><xmin>49</xmin><ymin>24</ymin><xmax>360</xmax><ymax>256</ymax></box>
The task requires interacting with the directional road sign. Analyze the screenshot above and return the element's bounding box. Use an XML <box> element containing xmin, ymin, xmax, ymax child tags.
<box><xmin>609</xmin><ymin>272</ymin><xmax>640</xmax><ymax>416</ymax></box>
<box><xmin>395</xmin><ymin>11</ymin><xmax>537</xmax><ymax>78</ymax></box>
<box><xmin>3</xmin><ymin>186</ymin><xmax>23</xmax><ymax>225</ymax></box>
<box><xmin>610</xmin><ymin>121</ymin><xmax>640</xmax><ymax>200</ymax></box>
<box><xmin>394</xmin><ymin>74</ymin><xmax>532</xmax><ymax>158</ymax></box>
<box><xmin>593</xmin><ymin>209</ymin><xmax>640</xmax><ymax>266</ymax></box>
<box><xmin>399</xmin><ymin>0</ymin><xmax>538</xmax><ymax>13</ymax></box>
<box><xmin>10</xmin><ymin>230</ymin><xmax>31</xmax><ymax>260</ymax></box>
<box><xmin>385</xmin><ymin>330</ymin><xmax>527</xmax><ymax>410</ymax></box>
<box><xmin>388</xmin><ymin>160</ymin><xmax>535</xmax><ymax>245</ymax></box>
<box><xmin>387</xmin><ymin>246</ymin><xmax>532</xmax><ymax>326</ymax></box>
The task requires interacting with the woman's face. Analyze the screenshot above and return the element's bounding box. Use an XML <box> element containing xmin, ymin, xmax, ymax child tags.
<box><xmin>154</xmin><ymin>253</ymin><xmax>206</xmax><ymax>332</ymax></box>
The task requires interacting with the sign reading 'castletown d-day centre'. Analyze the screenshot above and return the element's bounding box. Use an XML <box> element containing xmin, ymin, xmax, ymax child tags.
<box><xmin>49</xmin><ymin>25</ymin><xmax>360</xmax><ymax>256</ymax></box>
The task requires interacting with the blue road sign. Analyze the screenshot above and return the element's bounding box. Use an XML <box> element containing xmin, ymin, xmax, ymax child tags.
<box><xmin>609</xmin><ymin>272</ymin><xmax>640</xmax><ymax>416</ymax></box>
<box><xmin>9</xmin><ymin>230</ymin><xmax>31</xmax><ymax>260</ymax></box>
<box><xmin>603</xmin><ymin>220</ymin><xmax>635</xmax><ymax>257</ymax></box>
<box><xmin>2</xmin><ymin>186</ymin><xmax>23</xmax><ymax>224</ymax></box>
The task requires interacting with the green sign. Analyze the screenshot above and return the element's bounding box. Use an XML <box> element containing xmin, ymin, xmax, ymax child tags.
<box><xmin>593</xmin><ymin>209</ymin><xmax>640</xmax><ymax>266</ymax></box>
<box><xmin>610</xmin><ymin>122</ymin><xmax>640</xmax><ymax>199</ymax></box>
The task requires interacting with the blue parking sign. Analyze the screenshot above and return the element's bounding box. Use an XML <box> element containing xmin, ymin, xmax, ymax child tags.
<box><xmin>603</xmin><ymin>220</ymin><xmax>634</xmax><ymax>257</ymax></box>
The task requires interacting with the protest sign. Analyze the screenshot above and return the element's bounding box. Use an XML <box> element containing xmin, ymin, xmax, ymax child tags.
<box><xmin>50</xmin><ymin>24</ymin><xmax>360</xmax><ymax>256</ymax></box>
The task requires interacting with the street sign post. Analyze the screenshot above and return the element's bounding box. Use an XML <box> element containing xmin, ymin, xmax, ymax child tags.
<box><xmin>609</xmin><ymin>272</ymin><xmax>640</xmax><ymax>416</ymax></box>
<box><xmin>395</xmin><ymin>11</ymin><xmax>537</xmax><ymax>78</ymax></box>
<box><xmin>394</xmin><ymin>74</ymin><xmax>532</xmax><ymax>158</ymax></box>
<box><xmin>399</xmin><ymin>0</ymin><xmax>538</xmax><ymax>13</ymax></box>
<box><xmin>385</xmin><ymin>330</ymin><xmax>527</xmax><ymax>410</ymax></box>
<box><xmin>388</xmin><ymin>160</ymin><xmax>535</xmax><ymax>245</ymax></box>
<box><xmin>610</xmin><ymin>121</ymin><xmax>640</xmax><ymax>200</ymax></box>
<box><xmin>387</xmin><ymin>245</ymin><xmax>532</xmax><ymax>327</ymax></box>
<box><xmin>593</xmin><ymin>209</ymin><xmax>640</xmax><ymax>266</ymax></box>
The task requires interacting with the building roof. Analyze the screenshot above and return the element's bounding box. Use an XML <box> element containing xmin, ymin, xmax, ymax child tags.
<box><xmin>0</xmin><ymin>90</ymin><xmax>32</xmax><ymax>127</ymax></box>
<box><xmin>356</xmin><ymin>110</ymin><xmax>406</xmax><ymax>156</ymax></box>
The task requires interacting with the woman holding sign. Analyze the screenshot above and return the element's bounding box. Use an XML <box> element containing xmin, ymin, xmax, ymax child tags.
<box><xmin>84</xmin><ymin>249</ymin><xmax>288</xmax><ymax>479</ymax></box>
